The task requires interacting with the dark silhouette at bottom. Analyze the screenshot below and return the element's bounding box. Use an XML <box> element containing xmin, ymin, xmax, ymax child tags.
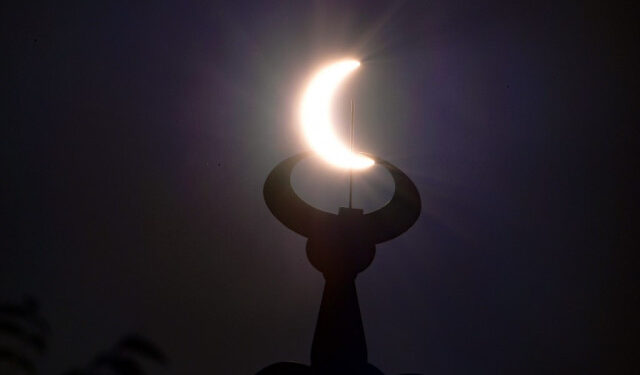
<box><xmin>0</xmin><ymin>296</ymin><xmax>49</xmax><ymax>375</ymax></box>
<box><xmin>259</xmin><ymin>153</ymin><xmax>422</xmax><ymax>374</ymax></box>
<box><xmin>1</xmin><ymin>295</ymin><xmax>167</xmax><ymax>375</ymax></box>
<box><xmin>63</xmin><ymin>333</ymin><xmax>167</xmax><ymax>375</ymax></box>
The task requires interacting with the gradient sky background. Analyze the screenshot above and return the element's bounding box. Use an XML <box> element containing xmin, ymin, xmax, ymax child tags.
<box><xmin>2</xmin><ymin>1</ymin><xmax>638</xmax><ymax>374</ymax></box>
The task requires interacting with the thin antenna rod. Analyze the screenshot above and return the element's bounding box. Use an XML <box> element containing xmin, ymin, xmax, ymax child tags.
<box><xmin>349</xmin><ymin>100</ymin><xmax>354</xmax><ymax>209</ymax></box>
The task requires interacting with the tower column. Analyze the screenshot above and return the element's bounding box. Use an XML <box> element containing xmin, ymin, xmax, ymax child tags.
<box><xmin>311</xmin><ymin>275</ymin><xmax>367</xmax><ymax>367</ymax></box>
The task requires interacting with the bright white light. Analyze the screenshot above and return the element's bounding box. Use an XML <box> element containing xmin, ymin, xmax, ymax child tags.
<box><xmin>300</xmin><ymin>59</ymin><xmax>375</xmax><ymax>170</ymax></box>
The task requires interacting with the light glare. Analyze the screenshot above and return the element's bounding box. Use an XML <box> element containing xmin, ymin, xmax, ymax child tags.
<box><xmin>300</xmin><ymin>60</ymin><xmax>375</xmax><ymax>170</ymax></box>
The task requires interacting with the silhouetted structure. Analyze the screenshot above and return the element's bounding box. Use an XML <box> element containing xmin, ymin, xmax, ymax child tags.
<box><xmin>259</xmin><ymin>152</ymin><xmax>421</xmax><ymax>374</ymax></box>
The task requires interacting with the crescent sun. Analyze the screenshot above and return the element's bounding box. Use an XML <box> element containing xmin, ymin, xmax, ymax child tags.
<box><xmin>300</xmin><ymin>59</ymin><xmax>375</xmax><ymax>170</ymax></box>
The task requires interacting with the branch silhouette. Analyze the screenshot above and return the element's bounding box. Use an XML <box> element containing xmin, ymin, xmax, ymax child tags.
<box><xmin>0</xmin><ymin>296</ymin><xmax>49</xmax><ymax>375</ymax></box>
<box><xmin>62</xmin><ymin>334</ymin><xmax>167</xmax><ymax>375</ymax></box>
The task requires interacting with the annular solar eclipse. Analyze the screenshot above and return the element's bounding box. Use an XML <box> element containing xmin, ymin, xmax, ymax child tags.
<box><xmin>300</xmin><ymin>59</ymin><xmax>375</xmax><ymax>170</ymax></box>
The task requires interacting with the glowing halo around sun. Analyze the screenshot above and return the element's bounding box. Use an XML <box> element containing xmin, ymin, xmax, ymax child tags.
<box><xmin>300</xmin><ymin>59</ymin><xmax>375</xmax><ymax>170</ymax></box>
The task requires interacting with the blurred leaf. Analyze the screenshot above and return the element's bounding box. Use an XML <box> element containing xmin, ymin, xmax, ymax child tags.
<box><xmin>0</xmin><ymin>297</ymin><xmax>50</xmax><ymax>334</ymax></box>
<box><xmin>0</xmin><ymin>320</ymin><xmax>24</xmax><ymax>336</ymax></box>
<box><xmin>0</xmin><ymin>346</ymin><xmax>36</xmax><ymax>374</ymax></box>
<box><xmin>0</xmin><ymin>320</ymin><xmax>47</xmax><ymax>354</ymax></box>
<box><xmin>59</xmin><ymin>369</ymin><xmax>89</xmax><ymax>375</ymax></box>
<box><xmin>93</xmin><ymin>354</ymin><xmax>145</xmax><ymax>375</ymax></box>
<box><xmin>28</xmin><ymin>335</ymin><xmax>47</xmax><ymax>353</ymax></box>
<box><xmin>117</xmin><ymin>334</ymin><xmax>167</xmax><ymax>365</ymax></box>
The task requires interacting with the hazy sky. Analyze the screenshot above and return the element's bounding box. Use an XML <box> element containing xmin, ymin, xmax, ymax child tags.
<box><xmin>2</xmin><ymin>1</ymin><xmax>637</xmax><ymax>374</ymax></box>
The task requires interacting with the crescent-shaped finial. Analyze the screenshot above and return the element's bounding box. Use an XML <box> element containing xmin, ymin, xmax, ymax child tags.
<box><xmin>263</xmin><ymin>153</ymin><xmax>421</xmax><ymax>244</ymax></box>
<box><xmin>263</xmin><ymin>152</ymin><xmax>336</xmax><ymax>239</ymax></box>
<box><xmin>363</xmin><ymin>156</ymin><xmax>422</xmax><ymax>243</ymax></box>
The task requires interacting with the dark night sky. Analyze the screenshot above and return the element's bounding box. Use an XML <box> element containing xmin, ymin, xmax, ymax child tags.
<box><xmin>2</xmin><ymin>1</ymin><xmax>638</xmax><ymax>374</ymax></box>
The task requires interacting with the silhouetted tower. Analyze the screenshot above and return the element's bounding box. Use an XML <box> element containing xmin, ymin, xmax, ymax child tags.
<box><xmin>258</xmin><ymin>152</ymin><xmax>421</xmax><ymax>375</ymax></box>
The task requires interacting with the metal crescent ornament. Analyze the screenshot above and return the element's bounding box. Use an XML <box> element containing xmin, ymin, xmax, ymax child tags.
<box><xmin>263</xmin><ymin>152</ymin><xmax>421</xmax><ymax>244</ymax></box>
